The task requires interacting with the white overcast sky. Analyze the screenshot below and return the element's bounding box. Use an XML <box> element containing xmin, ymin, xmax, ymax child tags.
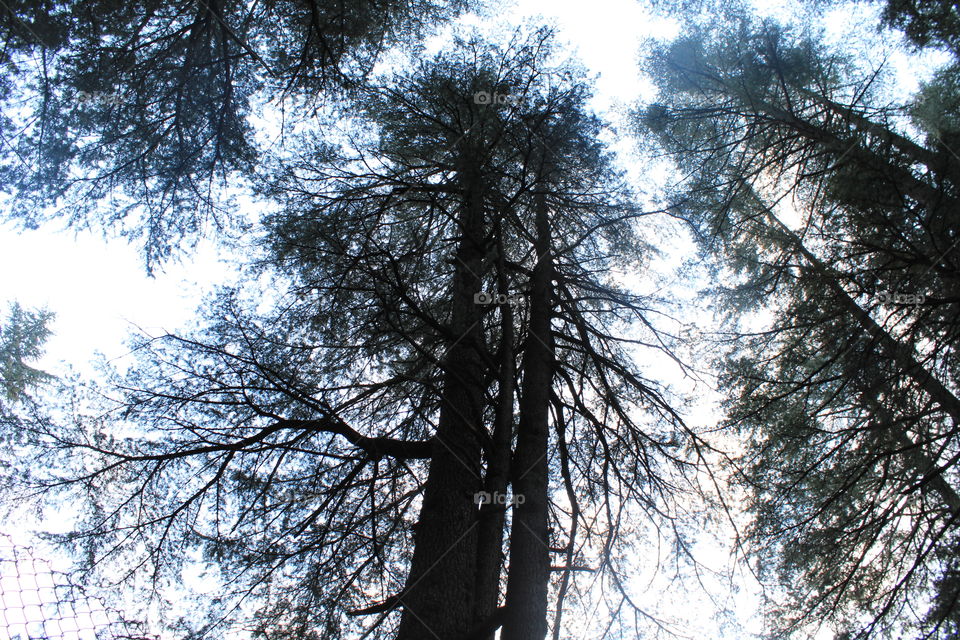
<box><xmin>0</xmin><ymin>0</ymin><xmax>927</xmax><ymax>377</ymax></box>
<box><xmin>0</xmin><ymin>0</ymin><xmax>675</xmax><ymax>378</ymax></box>
<box><xmin>0</xmin><ymin>0</ymin><xmax>946</xmax><ymax>637</ymax></box>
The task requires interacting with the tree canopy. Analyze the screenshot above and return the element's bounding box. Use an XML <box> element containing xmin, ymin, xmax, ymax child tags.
<box><xmin>0</xmin><ymin>302</ymin><xmax>53</xmax><ymax>403</ymax></box>
<box><xmin>0</xmin><ymin>0</ymin><xmax>470</xmax><ymax>268</ymax></box>
<box><xmin>6</xmin><ymin>1</ymin><xmax>960</xmax><ymax>639</ymax></box>
<box><xmin>1</xmin><ymin>17</ymin><xmax>708</xmax><ymax>640</ymax></box>
<box><xmin>637</xmin><ymin>8</ymin><xmax>960</xmax><ymax>639</ymax></box>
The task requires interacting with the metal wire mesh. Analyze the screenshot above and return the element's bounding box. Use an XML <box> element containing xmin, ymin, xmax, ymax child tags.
<box><xmin>0</xmin><ymin>534</ymin><xmax>156</xmax><ymax>640</ymax></box>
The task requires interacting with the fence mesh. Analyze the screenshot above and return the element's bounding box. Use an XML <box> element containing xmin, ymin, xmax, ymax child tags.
<box><xmin>0</xmin><ymin>534</ymin><xmax>156</xmax><ymax>640</ymax></box>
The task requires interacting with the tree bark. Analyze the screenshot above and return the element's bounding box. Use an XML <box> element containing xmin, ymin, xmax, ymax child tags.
<box><xmin>395</xmin><ymin>160</ymin><xmax>488</xmax><ymax>640</ymax></box>
<box><xmin>473</xmin><ymin>217</ymin><xmax>516</xmax><ymax>638</ymax></box>
<box><xmin>501</xmin><ymin>187</ymin><xmax>554</xmax><ymax>640</ymax></box>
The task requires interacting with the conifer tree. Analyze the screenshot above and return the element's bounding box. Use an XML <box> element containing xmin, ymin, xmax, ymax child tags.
<box><xmin>637</xmin><ymin>14</ymin><xmax>960</xmax><ymax>638</ymax></box>
<box><xmin>0</xmin><ymin>0</ymin><xmax>469</xmax><ymax>268</ymax></box>
<box><xmin>8</xmin><ymin>25</ymin><xmax>701</xmax><ymax>640</ymax></box>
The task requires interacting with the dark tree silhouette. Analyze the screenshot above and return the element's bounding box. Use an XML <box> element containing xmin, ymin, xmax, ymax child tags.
<box><xmin>0</xmin><ymin>0</ymin><xmax>469</xmax><ymax>269</ymax></box>
<box><xmin>5</xmin><ymin>23</ymin><xmax>705</xmax><ymax>640</ymax></box>
<box><xmin>637</xmin><ymin>15</ymin><xmax>960</xmax><ymax>639</ymax></box>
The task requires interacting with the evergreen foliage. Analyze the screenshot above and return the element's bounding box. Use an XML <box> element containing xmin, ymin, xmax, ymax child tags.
<box><xmin>637</xmin><ymin>12</ymin><xmax>960</xmax><ymax>639</ymax></box>
<box><xmin>0</xmin><ymin>20</ymin><xmax>701</xmax><ymax>640</ymax></box>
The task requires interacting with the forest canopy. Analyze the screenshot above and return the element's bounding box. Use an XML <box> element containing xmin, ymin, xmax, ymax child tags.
<box><xmin>1</xmin><ymin>1</ymin><xmax>959</xmax><ymax>640</ymax></box>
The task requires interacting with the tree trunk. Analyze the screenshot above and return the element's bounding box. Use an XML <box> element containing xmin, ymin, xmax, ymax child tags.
<box><xmin>395</xmin><ymin>161</ymin><xmax>488</xmax><ymax>640</ymax></box>
<box><xmin>763</xmin><ymin>211</ymin><xmax>960</xmax><ymax>502</ymax></box>
<box><xmin>765</xmin><ymin>212</ymin><xmax>960</xmax><ymax>423</ymax></box>
<box><xmin>473</xmin><ymin>217</ymin><xmax>516</xmax><ymax>638</ymax></box>
<box><xmin>755</xmin><ymin>97</ymin><xmax>960</xmax><ymax>214</ymax></box>
<box><xmin>793</xmin><ymin>86</ymin><xmax>945</xmax><ymax>177</ymax></box>
<box><xmin>878</xmin><ymin>404</ymin><xmax>960</xmax><ymax>513</ymax></box>
<box><xmin>501</xmin><ymin>187</ymin><xmax>554</xmax><ymax>640</ymax></box>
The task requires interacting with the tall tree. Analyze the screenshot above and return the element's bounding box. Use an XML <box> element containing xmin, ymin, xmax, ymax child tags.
<box><xmin>8</xmin><ymin>25</ymin><xmax>706</xmax><ymax>640</ymax></box>
<box><xmin>637</xmin><ymin>14</ymin><xmax>960</xmax><ymax>639</ymax></box>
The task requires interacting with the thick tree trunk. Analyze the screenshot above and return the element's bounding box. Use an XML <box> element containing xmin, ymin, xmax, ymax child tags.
<box><xmin>501</xmin><ymin>188</ymin><xmax>554</xmax><ymax>640</ymax></box>
<box><xmin>395</xmin><ymin>162</ymin><xmax>488</xmax><ymax>640</ymax></box>
<box><xmin>473</xmin><ymin>218</ymin><xmax>516</xmax><ymax>638</ymax></box>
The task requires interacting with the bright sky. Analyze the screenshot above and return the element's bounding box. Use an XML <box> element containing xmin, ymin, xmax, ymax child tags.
<box><xmin>0</xmin><ymin>0</ymin><xmax>945</xmax><ymax>638</ymax></box>
<box><xmin>0</xmin><ymin>0</ymin><xmax>925</xmax><ymax>378</ymax></box>
<box><xmin>0</xmin><ymin>0</ymin><xmax>674</xmax><ymax>378</ymax></box>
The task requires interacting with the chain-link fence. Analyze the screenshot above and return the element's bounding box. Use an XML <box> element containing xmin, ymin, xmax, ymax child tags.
<box><xmin>0</xmin><ymin>534</ymin><xmax>156</xmax><ymax>640</ymax></box>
